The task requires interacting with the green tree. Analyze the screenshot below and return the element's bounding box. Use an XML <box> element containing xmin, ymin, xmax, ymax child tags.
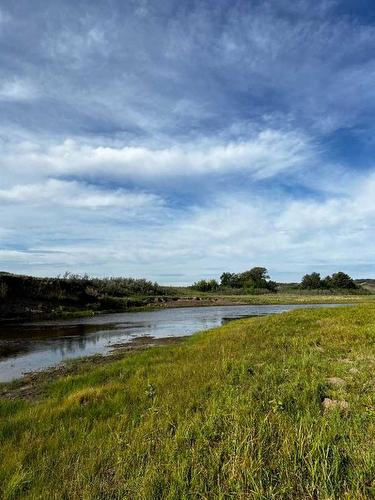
<box><xmin>321</xmin><ymin>275</ymin><xmax>332</xmax><ymax>289</ymax></box>
<box><xmin>330</xmin><ymin>272</ymin><xmax>357</xmax><ymax>289</ymax></box>
<box><xmin>300</xmin><ymin>272</ymin><xmax>322</xmax><ymax>289</ymax></box>
<box><xmin>220</xmin><ymin>267</ymin><xmax>275</xmax><ymax>292</ymax></box>
<box><xmin>244</xmin><ymin>267</ymin><xmax>269</xmax><ymax>287</ymax></box>
<box><xmin>239</xmin><ymin>267</ymin><xmax>270</xmax><ymax>289</ymax></box>
<box><xmin>220</xmin><ymin>273</ymin><xmax>241</xmax><ymax>288</ymax></box>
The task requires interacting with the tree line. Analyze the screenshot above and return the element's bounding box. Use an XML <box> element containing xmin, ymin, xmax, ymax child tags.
<box><xmin>300</xmin><ymin>271</ymin><xmax>357</xmax><ymax>290</ymax></box>
<box><xmin>192</xmin><ymin>268</ymin><xmax>358</xmax><ymax>292</ymax></box>
<box><xmin>192</xmin><ymin>267</ymin><xmax>277</xmax><ymax>292</ymax></box>
<box><xmin>0</xmin><ymin>272</ymin><xmax>164</xmax><ymax>303</ymax></box>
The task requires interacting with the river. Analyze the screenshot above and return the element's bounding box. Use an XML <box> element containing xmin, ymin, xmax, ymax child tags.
<box><xmin>0</xmin><ymin>303</ymin><xmax>343</xmax><ymax>382</ymax></box>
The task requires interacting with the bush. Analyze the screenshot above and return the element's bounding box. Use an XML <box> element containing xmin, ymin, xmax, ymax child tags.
<box><xmin>192</xmin><ymin>279</ymin><xmax>219</xmax><ymax>292</ymax></box>
<box><xmin>91</xmin><ymin>277</ymin><xmax>163</xmax><ymax>297</ymax></box>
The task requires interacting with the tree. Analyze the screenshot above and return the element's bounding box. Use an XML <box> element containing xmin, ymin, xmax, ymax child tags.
<box><xmin>220</xmin><ymin>272</ymin><xmax>241</xmax><ymax>288</ymax></box>
<box><xmin>330</xmin><ymin>272</ymin><xmax>357</xmax><ymax>289</ymax></box>
<box><xmin>220</xmin><ymin>267</ymin><xmax>275</xmax><ymax>292</ymax></box>
<box><xmin>220</xmin><ymin>267</ymin><xmax>277</xmax><ymax>292</ymax></box>
<box><xmin>321</xmin><ymin>275</ymin><xmax>332</xmax><ymax>289</ymax></box>
<box><xmin>303</xmin><ymin>271</ymin><xmax>357</xmax><ymax>290</ymax></box>
<box><xmin>239</xmin><ymin>267</ymin><xmax>272</xmax><ymax>290</ymax></box>
<box><xmin>241</xmin><ymin>267</ymin><xmax>269</xmax><ymax>288</ymax></box>
<box><xmin>300</xmin><ymin>272</ymin><xmax>322</xmax><ymax>289</ymax></box>
<box><xmin>220</xmin><ymin>272</ymin><xmax>234</xmax><ymax>287</ymax></box>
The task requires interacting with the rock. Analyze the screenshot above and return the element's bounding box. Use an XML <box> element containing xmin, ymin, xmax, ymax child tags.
<box><xmin>322</xmin><ymin>398</ymin><xmax>349</xmax><ymax>412</ymax></box>
<box><xmin>326</xmin><ymin>377</ymin><xmax>346</xmax><ymax>387</ymax></box>
<box><xmin>338</xmin><ymin>358</ymin><xmax>352</xmax><ymax>364</ymax></box>
<box><xmin>348</xmin><ymin>367</ymin><xmax>359</xmax><ymax>374</ymax></box>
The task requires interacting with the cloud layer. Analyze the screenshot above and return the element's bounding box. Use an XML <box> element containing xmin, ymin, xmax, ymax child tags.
<box><xmin>1</xmin><ymin>0</ymin><xmax>375</xmax><ymax>282</ymax></box>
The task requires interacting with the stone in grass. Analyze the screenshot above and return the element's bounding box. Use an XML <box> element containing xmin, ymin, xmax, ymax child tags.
<box><xmin>322</xmin><ymin>398</ymin><xmax>349</xmax><ymax>412</ymax></box>
<box><xmin>338</xmin><ymin>358</ymin><xmax>353</xmax><ymax>364</ymax></box>
<box><xmin>348</xmin><ymin>367</ymin><xmax>359</xmax><ymax>374</ymax></box>
<box><xmin>326</xmin><ymin>377</ymin><xmax>346</xmax><ymax>387</ymax></box>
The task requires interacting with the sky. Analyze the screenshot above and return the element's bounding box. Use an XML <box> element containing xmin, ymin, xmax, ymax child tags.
<box><xmin>0</xmin><ymin>0</ymin><xmax>375</xmax><ymax>284</ymax></box>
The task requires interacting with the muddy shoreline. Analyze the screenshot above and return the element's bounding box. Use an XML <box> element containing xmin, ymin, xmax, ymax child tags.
<box><xmin>0</xmin><ymin>336</ymin><xmax>184</xmax><ymax>400</ymax></box>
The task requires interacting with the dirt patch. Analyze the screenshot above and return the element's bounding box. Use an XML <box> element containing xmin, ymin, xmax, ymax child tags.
<box><xmin>326</xmin><ymin>377</ymin><xmax>346</xmax><ymax>387</ymax></box>
<box><xmin>0</xmin><ymin>336</ymin><xmax>184</xmax><ymax>401</ymax></box>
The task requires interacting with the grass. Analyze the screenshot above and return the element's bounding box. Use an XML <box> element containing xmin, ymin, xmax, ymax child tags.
<box><xmin>206</xmin><ymin>292</ymin><xmax>375</xmax><ymax>305</ymax></box>
<box><xmin>0</xmin><ymin>304</ymin><xmax>374</xmax><ymax>498</ymax></box>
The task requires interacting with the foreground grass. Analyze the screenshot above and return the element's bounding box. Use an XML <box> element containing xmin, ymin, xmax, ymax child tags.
<box><xmin>1</xmin><ymin>306</ymin><xmax>374</xmax><ymax>499</ymax></box>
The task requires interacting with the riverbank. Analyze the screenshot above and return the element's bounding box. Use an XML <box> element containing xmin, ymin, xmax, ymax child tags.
<box><xmin>1</xmin><ymin>271</ymin><xmax>374</xmax><ymax>322</ymax></box>
<box><xmin>2</xmin><ymin>291</ymin><xmax>374</xmax><ymax>323</ymax></box>
<box><xmin>2</xmin><ymin>304</ymin><xmax>342</xmax><ymax>381</ymax></box>
<box><xmin>1</xmin><ymin>304</ymin><xmax>374</xmax><ymax>498</ymax></box>
<box><xmin>0</xmin><ymin>336</ymin><xmax>184</xmax><ymax>400</ymax></box>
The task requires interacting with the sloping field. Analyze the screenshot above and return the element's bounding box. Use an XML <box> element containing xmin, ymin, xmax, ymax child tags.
<box><xmin>0</xmin><ymin>305</ymin><xmax>374</xmax><ymax>498</ymax></box>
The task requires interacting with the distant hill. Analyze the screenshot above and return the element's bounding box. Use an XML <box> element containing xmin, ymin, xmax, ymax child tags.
<box><xmin>355</xmin><ymin>279</ymin><xmax>375</xmax><ymax>292</ymax></box>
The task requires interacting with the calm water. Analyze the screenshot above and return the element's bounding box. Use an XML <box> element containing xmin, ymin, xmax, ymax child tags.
<box><xmin>0</xmin><ymin>304</ymin><xmax>342</xmax><ymax>382</ymax></box>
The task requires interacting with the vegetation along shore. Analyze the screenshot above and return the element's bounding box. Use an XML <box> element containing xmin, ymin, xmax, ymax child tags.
<box><xmin>1</xmin><ymin>267</ymin><xmax>373</xmax><ymax>321</ymax></box>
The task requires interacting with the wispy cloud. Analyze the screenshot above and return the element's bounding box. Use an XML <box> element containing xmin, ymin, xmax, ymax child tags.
<box><xmin>0</xmin><ymin>179</ymin><xmax>163</xmax><ymax>210</ymax></box>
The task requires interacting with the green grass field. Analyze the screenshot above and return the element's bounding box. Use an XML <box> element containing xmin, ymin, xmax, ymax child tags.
<box><xmin>1</xmin><ymin>304</ymin><xmax>374</xmax><ymax>498</ymax></box>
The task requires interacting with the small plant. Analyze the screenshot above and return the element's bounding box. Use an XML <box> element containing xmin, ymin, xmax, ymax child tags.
<box><xmin>269</xmin><ymin>398</ymin><xmax>284</xmax><ymax>413</ymax></box>
<box><xmin>146</xmin><ymin>383</ymin><xmax>156</xmax><ymax>399</ymax></box>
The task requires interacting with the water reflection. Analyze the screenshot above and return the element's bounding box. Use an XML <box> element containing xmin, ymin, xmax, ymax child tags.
<box><xmin>0</xmin><ymin>304</ymin><xmax>344</xmax><ymax>382</ymax></box>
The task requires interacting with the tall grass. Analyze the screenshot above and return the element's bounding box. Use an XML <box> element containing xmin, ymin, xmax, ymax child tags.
<box><xmin>1</xmin><ymin>305</ymin><xmax>374</xmax><ymax>498</ymax></box>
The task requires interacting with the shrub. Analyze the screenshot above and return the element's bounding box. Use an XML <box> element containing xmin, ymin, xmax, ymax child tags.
<box><xmin>192</xmin><ymin>279</ymin><xmax>219</xmax><ymax>292</ymax></box>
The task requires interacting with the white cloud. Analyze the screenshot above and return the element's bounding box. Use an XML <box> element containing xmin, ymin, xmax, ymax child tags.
<box><xmin>277</xmin><ymin>173</ymin><xmax>375</xmax><ymax>234</ymax></box>
<box><xmin>0</xmin><ymin>129</ymin><xmax>312</xmax><ymax>183</ymax></box>
<box><xmin>0</xmin><ymin>179</ymin><xmax>163</xmax><ymax>210</ymax></box>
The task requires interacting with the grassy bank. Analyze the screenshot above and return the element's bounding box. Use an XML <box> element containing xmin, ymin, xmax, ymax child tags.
<box><xmin>1</xmin><ymin>305</ymin><xmax>374</xmax><ymax>498</ymax></box>
<box><xmin>204</xmin><ymin>292</ymin><xmax>375</xmax><ymax>305</ymax></box>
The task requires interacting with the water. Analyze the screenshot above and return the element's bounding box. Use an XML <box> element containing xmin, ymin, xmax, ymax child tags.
<box><xmin>0</xmin><ymin>304</ymin><xmax>343</xmax><ymax>382</ymax></box>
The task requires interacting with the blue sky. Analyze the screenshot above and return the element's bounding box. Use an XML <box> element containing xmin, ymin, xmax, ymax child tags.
<box><xmin>1</xmin><ymin>0</ymin><xmax>375</xmax><ymax>284</ymax></box>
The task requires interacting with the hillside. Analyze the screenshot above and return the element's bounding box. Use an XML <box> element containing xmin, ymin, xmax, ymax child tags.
<box><xmin>355</xmin><ymin>279</ymin><xmax>375</xmax><ymax>292</ymax></box>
